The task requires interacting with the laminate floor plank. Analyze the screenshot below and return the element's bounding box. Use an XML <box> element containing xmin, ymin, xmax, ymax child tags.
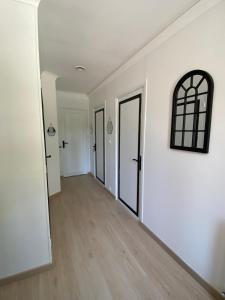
<box><xmin>0</xmin><ymin>175</ymin><xmax>216</xmax><ymax>300</ymax></box>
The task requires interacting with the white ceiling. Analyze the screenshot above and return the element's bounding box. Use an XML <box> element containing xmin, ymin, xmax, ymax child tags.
<box><xmin>38</xmin><ymin>0</ymin><xmax>199</xmax><ymax>94</ymax></box>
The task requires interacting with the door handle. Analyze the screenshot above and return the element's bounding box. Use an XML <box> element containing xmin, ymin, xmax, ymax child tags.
<box><xmin>93</xmin><ymin>144</ymin><xmax>96</xmax><ymax>152</ymax></box>
<box><xmin>62</xmin><ymin>140</ymin><xmax>69</xmax><ymax>148</ymax></box>
<box><xmin>132</xmin><ymin>156</ymin><xmax>142</xmax><ymax>171</ymax></box>
<box><xmin>46</xmin><ymin>155</ymin><xmax>51</xmax><ymax>159</ymax></box>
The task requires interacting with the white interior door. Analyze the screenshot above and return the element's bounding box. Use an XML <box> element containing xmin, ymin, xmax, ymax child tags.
<box><xmin>95</xmin><ymin>108</ymin><xmax>105</xmax><ymax>183</ymax></box>
<box><xmin>63</xmin><ymin>110</ymin><xmax>88</xmax><ymax>177</ymax></box>
<box><xmin>118</xmin><ymin>94</ymin><xmax>142</xmax><ymax>215</ymax></box>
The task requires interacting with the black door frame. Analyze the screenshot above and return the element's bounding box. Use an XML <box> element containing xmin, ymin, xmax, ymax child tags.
<box><xmin>118</xmin><ymin>93</ymin><xmax>142</xmax><ymax>216</ymax></box>
<box><xmin>41</xmin><ymin>89</ymin><xmax>52</xmax><ymax>234</ymax></box>
<box><xmin>94</xmin><ymin>108</ymin><xmax>105</xmax><ymax>184</ymax></box>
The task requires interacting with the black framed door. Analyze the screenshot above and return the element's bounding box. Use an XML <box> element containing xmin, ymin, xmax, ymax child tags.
<box><xmin>118</xmin><ymin>94</ymin><xmax>142</xmax><ymax>216</ymax></box>
<box><xmin>94</xmin><ymin>108</ymin><xmax>105</xmax><ymax>184</ymax></box>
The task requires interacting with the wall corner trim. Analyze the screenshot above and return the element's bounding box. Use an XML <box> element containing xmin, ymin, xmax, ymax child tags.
<box><xmin>88</xmin><ymin>0</ymin><xmax>223</xmax><ymax>97</ymax></box>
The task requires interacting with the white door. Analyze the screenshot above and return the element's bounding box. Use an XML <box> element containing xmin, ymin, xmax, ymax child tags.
<box><xmin>118</xmin><ymin>94</ymin><xmax>142</xmax><ymax>216</ymax></box>
<box><xmin>63</xmin><ymin>110</ymin><xmax>88</xmax><ymax>177</ymax></box>
<box><xmin>95</xmin><ymin>108</ymin><xmax>105</xmax><ymax>183</ymax></box>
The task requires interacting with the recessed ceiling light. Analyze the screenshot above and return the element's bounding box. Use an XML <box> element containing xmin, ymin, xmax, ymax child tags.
<box><xmin>74</xmin><ymin>65</ymin><xmax>87</xmax><ymax>72</ymax></box>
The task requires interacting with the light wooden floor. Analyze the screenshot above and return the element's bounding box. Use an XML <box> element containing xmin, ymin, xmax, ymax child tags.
<box><xmin>0</xmin><ymin>175</ymin><xmax>216</xmax><ymax>300</ymax></box>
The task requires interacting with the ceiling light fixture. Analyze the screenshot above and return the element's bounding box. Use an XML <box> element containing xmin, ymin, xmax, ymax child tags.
<box><xmin>74</xmin><ymin>65</ymin><xmax>87</xmax><ymax>72</ymax></box>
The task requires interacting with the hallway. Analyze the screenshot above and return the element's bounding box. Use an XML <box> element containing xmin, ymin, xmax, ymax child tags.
<box><xmin>0</xmin><ymin>175</ymin><xmax>215</xmax><ymax>300</ymax></box>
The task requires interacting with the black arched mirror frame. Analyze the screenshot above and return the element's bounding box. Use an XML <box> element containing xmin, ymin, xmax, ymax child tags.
<box><xmin>170</xmin><ymin>70</ymin><xmax>214</xmax><ymax>153</ymax></box>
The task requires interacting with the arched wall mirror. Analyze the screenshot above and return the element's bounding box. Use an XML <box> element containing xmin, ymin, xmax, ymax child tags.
<box><xmin>170</xmin><ymin>70</ymin><xmax>214</xmax><ymax>153</ymax></box>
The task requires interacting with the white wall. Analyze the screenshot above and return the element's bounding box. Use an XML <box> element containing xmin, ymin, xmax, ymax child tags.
<box><xmin>41</xmin><ymin>71</ymin><xmax>61</xmax><ymax>196</ymax></box>
<box><xmin>89</xmin><ymin>1</ymin><xmax>225</xmax><ymax>292</ymax></box>
<box><xmin>56</xmin><ymin>90</ymin><xmax>90</xmax><ymax>175</ymax></box>
<box><xmin>57</xmin><ymin>90</ymin><xmax>89</xmax><ymax>111</ymax></box>
<box><xmin>0</xmin><ymin>0</ymin><xmax>52</xmax><ymax>279</ymax></box>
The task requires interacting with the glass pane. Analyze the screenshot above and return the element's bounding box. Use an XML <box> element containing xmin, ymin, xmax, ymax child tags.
<box><xmin>177</xmin><ymin>99</ymin><xmax>185</xmax><ymax>105</ymax></box>
<box><xmin>176</xmin><ymin>116</ymin><xmax>183</xmax><ymax>130</ymax></box>
<box><xmin>198</xmin><ymin>94</ymin><xmax>208</xmax><ymax>112</ymax></box>
<box><xmin>177</xmin><ymin>87</ymin><xmax>185</xmax><ymax>99</ymax></box>
<box><xmin>186</xmin><ymin>95</ymin><xmax>196</xmax><ymax>103</ymax></box>
<box><xmin>193</xmin><ymin>75</ymin><xmax>203</xmax><ymax>87</ymax></box>
<box><xmin>184</xmin><ymin>132</ymin><xmax>192</xmax><ymax>147</ymax></box>
<box><xmin>197</xmin><ymin>78</ymin><xmax>208</xmax><ymax>93</ymax></box>
<box><xmin>197</xmin><ymin>132</ymin><xmax>204</xmax><ymax>149</ymax></box>
<box><xmin>185</xmin><ymin>115</ymin><xmax>194</xmax><ymax>130</ymax></box>
<box><xmin>187</xmin><ymin>88</ymin><xmax>196</xmax><ymax>97</ymax></box>
<box><xmin>198</xmin><ymin>113</ymin><xmax>206</xmax><ymax>130</ymax></box>
<box><xmin>182</xmin><ymin>77</ymin><xmax>191</xmax><ymax>90</ymax></box>
<box><xmin>177</xmin><ymin>105</ymin><xmax>184</xmax><ymax>115</ymax></box>
<box><xmin>174</xmin><ymin>132</ymin><xmax>182</xmax><ymax>146</ymax></box>
<box><xmin>186</xmin><ymin>103</ymin><xmax>195</xmax><ymax>114</ymax></box>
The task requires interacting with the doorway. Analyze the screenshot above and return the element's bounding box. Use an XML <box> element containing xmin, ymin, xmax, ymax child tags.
<box><xmin>118</xmin><ymin>94</ymin><xmax>142</xmax><ymax>216</ymax></box>
<box><xmin>94</xmin><ymin>108</ymin><xmax>105</xmax><ymax>184</ymax></box>
<box><xmin>62</xmin><ymin>109</ymin><xmax>89</xmax><ymax>177</ymax></box>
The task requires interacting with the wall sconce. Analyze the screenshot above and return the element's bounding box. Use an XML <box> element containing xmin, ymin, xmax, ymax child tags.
<box><xmin>47</xmin><ymin>124</ymin><xmax>56</xmax><ymax>136</ymax></box>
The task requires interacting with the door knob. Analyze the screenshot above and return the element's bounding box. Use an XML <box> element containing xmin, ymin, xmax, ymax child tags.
<box><xmin>46</xmin><ymin>155</ymin><xmax>51</xmax><ymax>159</ymax></box>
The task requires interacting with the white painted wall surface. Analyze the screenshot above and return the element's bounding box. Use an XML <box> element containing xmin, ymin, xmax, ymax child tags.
<box><xmin>41</xmin><ymin>71</ymin><xmax>61</xmax><ymax>196</ymax></box>
<box><xmin>89</xmin><ymin>1</ymin><xmax>225</xmax><ymax>292</ymax></box>
<box><xmin>57</xmin><ymin>90</ymin><xmax>89</xmax><ymax>111</ymax></box>
<box><xmin>0</xmin><ymin>0</ymin><xmax>52</xmax><ymax>279</ymax></box>
<box><xmin>56</xmin><ymin>91</ymin><xmax>90</xmax><ymax>176</ymax></box>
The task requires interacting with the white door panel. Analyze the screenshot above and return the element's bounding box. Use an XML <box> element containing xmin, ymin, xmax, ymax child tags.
<box><xmin>119</xmin><ymin>95</ymin><xmax>141</xmax><ymax>215</ymax></box>
<box><xmin>95</xmin><ymin>109</ymin><xmax>105</xmax><ymax>183</ymax></box>
<box><xmin>63</xmin><ymin>110</ymin><xmax>88</xmax><ymax>177</ymax></box>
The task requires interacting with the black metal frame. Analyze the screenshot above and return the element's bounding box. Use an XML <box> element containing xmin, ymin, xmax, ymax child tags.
<box><xmin>94</xmin><ymin>108</ymin><xmax>105</xmax><ymax>184</ymax></box>
<box><xmin>41</xmin><ymin>89</ymin><xmax>52</xmax><ymax>234</ymax></box>
<box><xmin>170</xmin><ymin>70</ymin><xmax>214</xmax><ymax>153</ymax></box>
<box><xmin>118</xmin><ymin>94</ymin><xmax>142</xmax><ymax>216</ymax></box>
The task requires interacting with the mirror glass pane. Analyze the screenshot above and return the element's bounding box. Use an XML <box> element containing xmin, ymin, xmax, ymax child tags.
<box><xmin>176</xmin><ymin>116</ymin><xmax>183</xmax><ymax>130</ymax></box>
<box><xmin>186</xmin><ymin>95</ymin><xmax>196</xmax><ymax>103</ymax></box>
<box><xmin>187</xmin><ymin>88</ymin><xmax>196</xmax><ymax>97</ymax></box>
<box><xmin>197</xmin><ymin>132</ymin><xmax>204</xmax><ymax>148</ymax></box>
<box><xmin>198</xmin><ymin>94</ymin><xmax>207</xmax><ymax>112</ymax></box>
<box><xmin>185</xmin><ymin>115</ymin><xmax>194</xmax><ymax>130</ymax></box>
<box><xmin>177</xmin><ymin>87</ymin><xmax>185</xmax><ymax>99</ymax></box>
<box><xmin>197</xmin><ymin>78</ymin><xmax>208</xmax><ymax>93</ymax></box>
<box><xmin>175</xmin><ymin>132</ymin><xmax>182</xmax><ymax>146</ymax></box>
<box><xmin>177</xmin><ymin>99</ymin><xmax>185</xmax><ymax>105</ymax></box>
<box><xmin>193</xmin><ymin>75</ymin><xmax>202</xmax><ymax>87</ymax></box>
<box><xmin>184</xmin><ymin>132</ymin><xmax>192</xmax><ymax>147</ymax></box>
<box><xmin>186</xmin><ymin>103</ymin><xmax>195</xmax><ymax>114</ymax></box>
<box><xmin>198</xmin><ymin>113</ymin><xmax>206</xmax><ymax>131</ymax></box>
<box><xmin>183</xmin><ymin>78</ymin><xmax>191</xmax><ymax>90</ymax></box>
<box><xmin>177</xmin><ymin>105</ymin><xmax>184</xmax><ymax>115</ymax></box>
